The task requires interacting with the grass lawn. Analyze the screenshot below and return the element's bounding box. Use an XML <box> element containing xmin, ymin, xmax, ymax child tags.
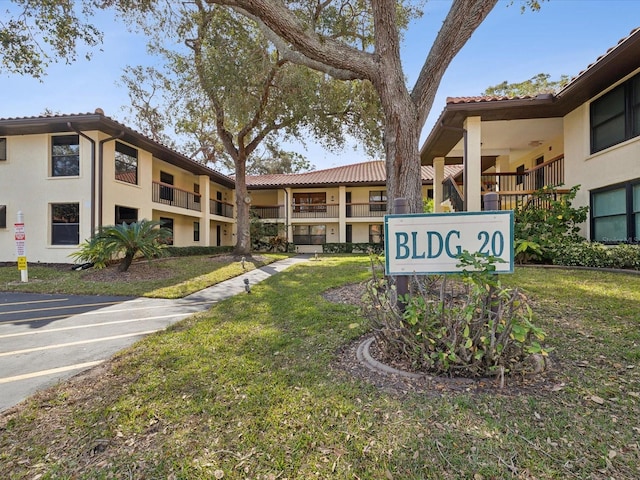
<box><xmin>0</xmin><ymin>253</ymin><xmax>291</xmax><ymax>298</ymax></box>
<box><xmin>1</xmin><ymin>256</ymin><xmax>639</xmax><ymax>479</ymax></box>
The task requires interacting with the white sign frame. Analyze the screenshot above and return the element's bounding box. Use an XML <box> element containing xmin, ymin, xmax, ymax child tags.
<box><xmin>384</xmin><ymin>211</ymin><xmax>514</xmax><ymax>275</ymax></box>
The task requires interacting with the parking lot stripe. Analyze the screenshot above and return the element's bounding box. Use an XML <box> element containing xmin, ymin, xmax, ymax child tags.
<box><xmin>0</xmin><ymin>314</ymin><xmax>189</xmax><ymax>339</ymax></box>
<box><xmin>0</xmin><ymin>298</ymin><xmax>69</xmax><ymax>307</ymax></box>
<box><xmin>0</xmin><ymin>300</ymin><xmax>124</xmax><ymax>316</ymax></box>
<box><xmin>0</xmin><ymin>360</ymin><xmax>104</xmax><ymax>384</ymax></box>
<box><xmin>0</xmin><ymin>330</ymin><xmax>159</xmax><ymax>357</ymax></box>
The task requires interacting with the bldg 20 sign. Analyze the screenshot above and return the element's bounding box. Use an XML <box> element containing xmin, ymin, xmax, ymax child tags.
<box><xmin>384</xmin><ymin>211</ymin><xmax>514</xmax><ymax>275</ymax></box>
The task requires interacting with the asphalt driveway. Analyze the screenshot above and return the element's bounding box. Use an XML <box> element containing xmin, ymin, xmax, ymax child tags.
<box><xmin>0</xmin><ymin>255</ymin><xmax>311</xmax><ymax>413</ymax></box>
<box><xmin>0</xmin><ymin>292</ymin><xmax>213</xmax><ymax>412</ymax></box>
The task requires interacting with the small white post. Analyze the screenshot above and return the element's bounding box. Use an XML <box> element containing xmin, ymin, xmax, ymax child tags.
<box><xmin>15</xmin><ymin>210</ymin><xmax>28</xmax><ymax>282</ymax></box>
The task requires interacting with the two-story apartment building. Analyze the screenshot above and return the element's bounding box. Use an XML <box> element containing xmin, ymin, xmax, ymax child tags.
<box><xmin>420</xmin><ymin>27</ymin><xmax>640</xmax><ymax>244</ymax></box>
<box><xmin>0</xmin><ymin>111</ymin><xmax>235</xmax><ymax>264</ymax></box>
<box><xmin>245</xmin><ymin>161</ymin><xmax>462</xmax><ymax>253</ymax></box>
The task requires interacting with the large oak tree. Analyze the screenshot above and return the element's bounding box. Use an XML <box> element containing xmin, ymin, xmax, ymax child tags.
<box><xmin>204</xmin><ymin>0</ymin><xmax>508</xmax><ymax>213</ymax></box>
<box><xmin>117</xmin><ymin>0</ymin><xmax>384</xmax><ymax>255</ymax></box>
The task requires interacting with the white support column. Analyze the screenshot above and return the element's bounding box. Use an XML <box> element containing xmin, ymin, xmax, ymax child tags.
<box><xmin>433</xmin><ymin>157</ymin><xmax>445</xmax><ymax>213</ymax></box>
<box><xmin>286</xmin><ymin>187</ymin><xmax>293</xmax><ymax>242</ymax></box>
<box><xmin>464</xmin><ymin>116</ymin><xmax>482</xmax><ymax>212</ymax></box>
<box><xmin>199</xmin><ymin>175</ymin><xmax>211</xmax><ymax>245</ymax></box>
<box><xmin>338</xmin><ymin>186</ymin><xmax>347</xmax><ymax>242</ymax></box>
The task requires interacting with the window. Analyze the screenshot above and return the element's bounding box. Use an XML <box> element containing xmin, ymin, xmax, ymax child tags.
<box><xmin>0</xmin><ymin>138</ymin><xmax>6</xmax><ymax>161</ymax></box>
<box><xmin>369</xmin><ymin>190</ymin><xmax>387</xmax><ymax>212</ymax></box>
<box><xmin>160</xmin><ymin>171</ymin><xmax>174</xmax><ymax>202</ymax></box>
<box><xmin>194</xmin><ymin>221</ymin><xmax>200</xmax><ymax>242</ymax></box>
<box><xmin>591</xmin><ymin>179</ymin><xmax>640</xmax><ymax>243</ymax></box>
<box><xmin>115</xmin><ymin>206</ymin><xmax>138</xmax><ymax>225</ymax></box>
<box><xmin>0</xmin><ymin>205</ymin><xmax>6</xmax><ymax>228</ymax></box>
<box><xmin>51</xmin><ymin>135</ymin><xmax>79</xmax><ymax>177</ymax></box>
<box><xmin>115</xmin><ymin>141</ymin><xmax>138</xmax><ymax>184</ymax></box>
<box><xmin>51</xmin><ymin>203</ymin><xmax>79</xmax><ymax>245</ymax></box>
<box><xmin>369</xmin><ymin>224</ymin><xmax>384</xmax><ymax>244</ymax></box>
<box><xmin>293</xmin><ymin>192</ymin><xmax>326</xmax><ymax>212</ymax></box>
<box><xmin>292</xmin><ymin>225</ymin><xmax>326</xmax><ymax>244</ymax></box>
<box><xmin>194</xmin><ymin>183</ymin><xmax>201</xmax><ymax>204</ymax></box>
<box><xmin>591</xmin><ymin>72</ymin><xmax>640</xmax><ymax>153</ymax></box>
<box><xmin>160</xmin><ymin>217</ymin><xmax>174</xmax><ymax>245</ymax></box>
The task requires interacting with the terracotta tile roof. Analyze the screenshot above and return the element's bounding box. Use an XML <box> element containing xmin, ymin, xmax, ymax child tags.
<box><xmin>445</xmin><ymin>94</ymin><xmax>541</xmax><ymax>105</ymax></box>
<box><xmin>246</xmin><ymin>160</ymin><xmax>463</xmax><ymax>188</ymax></box>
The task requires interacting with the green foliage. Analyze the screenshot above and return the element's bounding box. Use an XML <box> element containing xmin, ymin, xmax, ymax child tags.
<box><xmin>322</xmin><ymin>242</ymin><xmax>385</xmax><ymax>254</ymax></box>
<box><xmin>164</xmin><ymin>246</ymin><xmax>234</xmax><ymax>257</ymax></box>
<box><xmin>69</xmin><ymin>235</ymin><xmax>112</xmax><ymax>269</ymax></box>
<box><xmin>364</xmin><ymin>252</ymin><xmax>549</xmax><ymax>377</ymax></box>
<box><xmin>1</xmin><ymin>1</ymin><xmax>102</xmax><ymax>78</ymax></box>
<box><xmin>550</xmin><ymin>242</ymin><xmax>640</xmax><ymax>270</ymax></box>
<box><xmin>250</xmin><ymin>217</ymin><xmax>289</xmax><ymax>252</ymax></box>
<box><xmin>423</xmin><ymin>197</ymin><xmax>434</xmax><ymax>213</ymax></box>
<box><xmin>513</xmin><ymin>185</ymin><xmax>588</xmax><ymax>264</ymax></box>
<box><xmin>70</xmin><ymin>220</ymin><xmax>172</xmax><ymax>272</ymax></box>
<box><xmin>483</xmin><ymin>73</ymin><xmax>569</xmax><ymax>97</ymax></box>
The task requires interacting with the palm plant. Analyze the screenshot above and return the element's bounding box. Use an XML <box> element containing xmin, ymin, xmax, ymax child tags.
<box><xmin>71</xmin><ymin>220</ymin><xmax>172</xmax><ymax>272</ymax></box>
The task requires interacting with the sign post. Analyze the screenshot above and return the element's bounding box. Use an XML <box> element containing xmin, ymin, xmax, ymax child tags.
<box><xmin>14</xmin><ymin>211</ymin><xmax>28</xmax><ymax>283</ymax></box>
<box><xmin>384</xmin><ymin>211</ymin><xmax>514</xmax><ymax>275</ymax></box>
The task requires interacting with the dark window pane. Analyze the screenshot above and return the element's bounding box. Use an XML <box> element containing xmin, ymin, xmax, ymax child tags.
<box><xmin>52</xmin><ymin>135</ymin><xmax>79</xmax><ymax>176</ymax></box>
<box><xmin>51</xmin><ymin>203</ymin><xmax>79</xmax><ymax>245</ymax></box>
<box><xmin>160</xmin><ymin>217</ymin><xmax>174</xmax><ymax>245</ymax></box>
<box><xmin>0</xmin><ymin>205</ymin><xmax>6</xmax><ymax>228</ymax></box>
<box><xmin>115</xmin><ymin>206</ymin><xmax>138</xmax><ymax>225</ymax></box>
<box><xmin>0</xmin><ymin>138</ymin><xmax>6</xmax><ymax>160</ymax></box>
<box><xmin>115</xmin><ymin>141</ymin><xmax>138</xmax><ymax>184</ymax></box>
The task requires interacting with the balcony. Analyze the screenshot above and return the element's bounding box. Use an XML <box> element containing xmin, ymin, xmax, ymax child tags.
<box><xmin>292</xmin><ymin>203</ymin><xmax>339</xmax><ymax>219</ymax></box>
<box><xmin>152</xmin><ymin>182</ymin><xmax>201</xmax><ymax>212</ymax></box>
<box><xmin>251</xmin><ymin>205</ymin><xmax>285</xmax><ymax>220</ymax></box>
<box><xmin>210</xmin><ymin>199</ymin><xmax>234</xmax><ymax>218</ymax></box>
<box><xmin>346</xmin><ymin>202</ymin><xmax>387</xmax><ymax>217</ymax></box>
<box><xmin>443</xmin><ymin>155</ymin><xmax>566</xmax><ymax>211</ymax></box>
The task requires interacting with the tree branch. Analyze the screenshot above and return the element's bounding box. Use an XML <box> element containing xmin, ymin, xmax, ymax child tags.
<box><xmin>206</xmin><ymin>0</ymin><xmax>377</xmax><ymax>81</ymax></box>
<box><xmin>412</xmin><ymin>0</ymin><xmax>498</xmax><ymax>126</ymax></box>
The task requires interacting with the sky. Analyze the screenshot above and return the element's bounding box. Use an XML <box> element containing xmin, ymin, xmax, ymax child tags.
<box><xmin>1</xmin><ymin>0</ymin><xmax>640</xmax><ymax>172</ymax></box>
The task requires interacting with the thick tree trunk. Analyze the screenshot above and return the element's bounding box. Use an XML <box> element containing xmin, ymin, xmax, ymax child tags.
<box><xmin>233</xmin><ymin>156</ymin><xmax>252</xmax><ymax>256</ymax></box>
<box><xmin>371</xmin><ymin>0</ymin><xmax>422</xmax><ymax>214</ymax></box>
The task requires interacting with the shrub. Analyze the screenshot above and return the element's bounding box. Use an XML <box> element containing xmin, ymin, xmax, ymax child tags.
<box><xmin>363</xmin><ymin>252</ymin><xmax>548</xmax><ymax>378</ymax></box>
<box><xmin>514</xmin><ymin>185</ymin><xmax>588</xmax><ymax>264</ymax></box>
<box><xmin>69</xmin><ymin>220</ymin><xmax>171</xmax><ymax>272</ymax></box>
<box><xmin>164</xmin><ymin>246</ymin><xmax>234</xmax><ymax>257</ymax></box>
<box><xmin>550</xmin><ymin>242</ymin><xmax>640</xmax><ymax>270</ymax></box>
<box><xmin>323</xmin><ymin>242</ymin><xmax>385</xmax><ymax>254</ymax></box>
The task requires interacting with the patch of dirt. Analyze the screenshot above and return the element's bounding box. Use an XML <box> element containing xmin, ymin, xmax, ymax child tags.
<box><xmin>325</xmin><ymin>282</ymin><xmax>559</xmax><ymax>397</ymax></box>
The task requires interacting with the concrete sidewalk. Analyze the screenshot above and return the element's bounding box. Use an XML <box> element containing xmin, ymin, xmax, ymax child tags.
<box><xmin>0</xmin><ymin>254</ymin><xmax>311</xmax><ymax>412</ymax></box>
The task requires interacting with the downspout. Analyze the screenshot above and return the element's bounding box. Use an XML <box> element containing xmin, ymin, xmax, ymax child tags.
<box><xmin>67</xmin><ymin>123</ymin><xmax>96</xmax><ymax>236</ymax></box>
<box><xmin>98</xmin><ymin>132</ymin><xmax>125</xmax><ymax>230</ymax></box>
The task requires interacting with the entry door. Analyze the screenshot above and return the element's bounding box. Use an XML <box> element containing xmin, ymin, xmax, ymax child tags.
<box><xmin>216</xmin><ymin>225</ymin><xmax>221</xmax><ymax>246</ymax></box>
<box><xmin>346</xmin><ymin>224</ymin><xmax>352</xmax><ymax>243</ymax></box>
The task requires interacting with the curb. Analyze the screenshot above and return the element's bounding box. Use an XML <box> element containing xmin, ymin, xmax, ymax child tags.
<box><xmin>356</xmin><ymin>336</ymin><xmax>424</xmax><ymax>379</ymax></box>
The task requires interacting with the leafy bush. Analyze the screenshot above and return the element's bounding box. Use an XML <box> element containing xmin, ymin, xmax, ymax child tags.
<box><xmin>514</xmin><ymin>185</ymin><xmax>588</xmax><ymax>264</ymax></box>
<box><xmin>550</xmin><ymin>242</ymin><xmax>640</xmax><ymax>270</ymax></box>
<box><xmin>363</xmin><ymin>252</ymin><xmax>548</xmax><ymax>378</ymax></box>
<box><xmin>323</xmin><ymin>242</ymin><xmax>385</xmax><ymax>254</ymax></box>
<box><xmin>69</xmin><ymin>220</ymin><xmax>171</xmax><ymax>272</ymax></box>
<box><xmin>164</xmin><ymin>246</ymin><xmax>234</xmax><ymax>257</ymax></box>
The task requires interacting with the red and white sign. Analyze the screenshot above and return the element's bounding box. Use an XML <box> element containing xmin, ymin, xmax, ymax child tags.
<box><xmin>14</xmin><ymin>222</ymin><xmax>26</xmax><ymax>256</ymax></box>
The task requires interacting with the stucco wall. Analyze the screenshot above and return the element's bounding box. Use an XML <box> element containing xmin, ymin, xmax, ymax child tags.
<box><xmin>0</xmin><ymin>133</ymin><xmax>95</xmax><ymax>264</ymax></box>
